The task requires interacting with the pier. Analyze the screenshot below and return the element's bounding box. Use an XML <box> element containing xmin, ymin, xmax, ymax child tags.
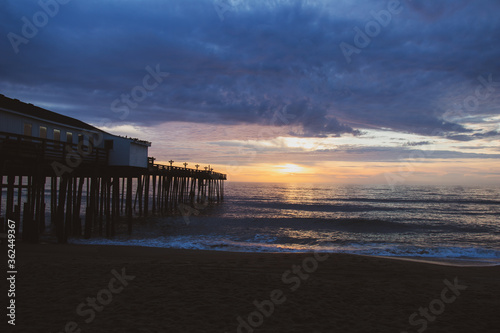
<box><xmin>0</xmin><ymin>95</ymin><xmax>226</xmax><ymax>243</ymax></box>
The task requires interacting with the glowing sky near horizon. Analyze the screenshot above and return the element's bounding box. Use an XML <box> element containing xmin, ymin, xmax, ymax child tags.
<box><xmin>1</xmin><ymin>0</ymin><xmax>499</xmax><ymax>184</ymax></box>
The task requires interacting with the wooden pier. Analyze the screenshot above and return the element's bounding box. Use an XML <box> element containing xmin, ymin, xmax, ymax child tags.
<box><xmin>0</xmin><ymin>131</ymin><xmax>226</xmax><ymax>243</ymax></box>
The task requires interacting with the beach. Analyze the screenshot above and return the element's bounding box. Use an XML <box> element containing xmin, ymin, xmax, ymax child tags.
<box><xmin>12</xmin><ymin>243</ymin><xmax>500</xmax><ymax>333</ymax></box>
<box><xmin>2</xmin><ymin>0</ymin><xmax>500</xmax><ymax>332</ymax></box>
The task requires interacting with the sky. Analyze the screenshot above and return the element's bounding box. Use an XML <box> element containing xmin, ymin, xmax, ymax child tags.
<box><xmin>1</xmin><ymin>0</ymin><xmax>499</xmax><ymax>185</ymax></box>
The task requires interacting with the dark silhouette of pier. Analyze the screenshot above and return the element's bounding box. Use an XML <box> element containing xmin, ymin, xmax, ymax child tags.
<box><xmin>0</xmin><ymin>95</ymin><xmax>226</xmax><ymax>243</ymax></box>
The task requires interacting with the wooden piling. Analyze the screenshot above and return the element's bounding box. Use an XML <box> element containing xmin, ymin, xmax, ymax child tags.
<box><xmin>5</xmin><ymin>175</ymin><xmax>15</xmax><ymax>231</ymax></box>
<box><xmin>126</xmin><ymin>177</ymin><xmax>133</xmax><ymax>235</ymax></box>
<box><xmin>151</xmin><ymin>174</ymin><xmax>156</xmax><ymax>213</ymax></box>
<box><xmin>56</xmin><ymin>176</ymin><xmax>69</xmax><ymax>243</ymax></box>
<box><xmin>144</xmin><ymin>174</ymin><xmax>150</xmax><ymax>217</ymax></box>
<box><xmin>0</xmin><ymin>175</ymin><xmax>3</xmax><ymax>232</ymax></box>
<box><xmin>1</xmin><ymin>139</ymin><xmax>225</xmax><ymax>241</ymax></box>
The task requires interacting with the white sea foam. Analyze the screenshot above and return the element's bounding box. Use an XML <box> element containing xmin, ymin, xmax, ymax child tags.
<box><xmin>70</xmin><ymin>234</ymin><xmax>500</xmax><ymax>264</ymax></box>
<box><xmin>66</xmin><ymin>184</ymin><xmax>500</xmax><ymax>264</ymax></box>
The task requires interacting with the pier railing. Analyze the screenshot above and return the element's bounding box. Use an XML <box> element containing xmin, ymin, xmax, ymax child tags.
<box><xmin>0</xmin><ymin>133</ymin><xmax>226</xmax><ymax>243</ymax></box>
<box><xmin>0</xmin><ymin>131</ymin><xmax>107</xmax><ymax>171</ymax></box>
<box><xmin>148</xmin><ymin>160</ymin><xmax>227</xmax><ymax>180</ymax></box>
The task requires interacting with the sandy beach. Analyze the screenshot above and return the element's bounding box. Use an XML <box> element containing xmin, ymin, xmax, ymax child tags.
<box><xmin>7</xmin><ymin>244</ymin><xmax>499</xmax><ymax>332</ymax></box>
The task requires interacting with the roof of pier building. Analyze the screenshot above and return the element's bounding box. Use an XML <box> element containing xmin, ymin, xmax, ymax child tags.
<box><xmin>0</xmin><ymin>94</ymin><xmax>151</xmax><ymax>146</ymax></box>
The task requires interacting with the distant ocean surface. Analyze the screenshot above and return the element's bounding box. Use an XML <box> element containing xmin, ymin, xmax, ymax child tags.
<box><xmin>73</xmin><ymin>183</ymin><xmax>500</xmax><ymax>264</ymax></box>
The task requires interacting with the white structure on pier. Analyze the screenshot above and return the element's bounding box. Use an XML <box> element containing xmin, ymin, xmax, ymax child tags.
<box><xmin>0</xmin><ymin>94</ymin><xmax>151</xmax><ymax>168</ymax></box>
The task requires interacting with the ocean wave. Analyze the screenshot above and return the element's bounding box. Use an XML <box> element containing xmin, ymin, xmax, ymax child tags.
<box><xmin>232</xmin><ymin>201</ymin><xmax>400</xmax><ymax>212</ymax></box>
<box><xmin>328</xmin><ymin>243</ymin><xmax>500</xmax><ymax>259</ymax></box>
<box><xmin>234</xmin><ymin>197</ymin><xmax>500</xmax><ymax>206</ymax></box>
<box><xmin>70</xmin><ymin>236</ymin><xmax>500</xmax><ymax>261</ymax></box>
<box><xmin>328</xmin><ymin>198</ymin><xmax>500</xmax><ymax>205</ymax></box>
<box><xmin>316</xmin><ymin>218</ymin><xmax>499</xmax><ymax>234</ymax></box>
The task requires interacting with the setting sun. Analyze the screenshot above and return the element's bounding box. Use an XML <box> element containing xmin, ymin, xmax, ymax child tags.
<box><xmin>277</xmin><ymin>163</ymin><xmax>304</xmax><ymax>174</ymax></box>
<box><xmin>2</xmin><ymin>1</ymin><xmax>500</xmax><ymax>332</ymax></box>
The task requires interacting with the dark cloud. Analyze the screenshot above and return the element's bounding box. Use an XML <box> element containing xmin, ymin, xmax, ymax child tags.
<box><xmin>402</xmin><ymin>141</ymin><xmax>432</xmax><ymax>147</ymax></box>
<box><xmin>0</xmin><ymin>0</ymin><xmax>499</xmax><ymax>138</ymax></box>
<box><xmin>208</xmin><ymin>142</ymin><xmax>500</xmax><ymax>163</ymax></box>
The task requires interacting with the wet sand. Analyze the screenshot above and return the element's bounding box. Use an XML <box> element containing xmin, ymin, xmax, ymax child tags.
<box><xmin>10</xmin><ymin>243</ymin><xmax>500</xmax><ymax>332</ymax></box>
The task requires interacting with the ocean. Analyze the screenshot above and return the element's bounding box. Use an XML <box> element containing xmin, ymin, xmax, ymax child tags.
<box><xmin>72</xmin><ymin>182</ymin><xmax>500</xmax><ymax>264</ymax></box>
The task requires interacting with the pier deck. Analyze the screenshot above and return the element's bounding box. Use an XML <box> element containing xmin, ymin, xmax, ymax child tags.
<box><xmin>0</xmin><ymin>131</ymin><xmax>226</xmax><ymax>243</ymax></box>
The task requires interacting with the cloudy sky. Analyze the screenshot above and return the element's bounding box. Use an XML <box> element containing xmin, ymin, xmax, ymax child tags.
<box><xmin>1</xmin><ymin>0</ymin><xmax>499</xmax><ymax>184</ymax></box>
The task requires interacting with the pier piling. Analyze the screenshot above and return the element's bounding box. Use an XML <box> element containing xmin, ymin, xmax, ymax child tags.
<box><xmin>0</xmin><ymin>131</ymin><xmax>226</xmax><ymax>243</ymax></box>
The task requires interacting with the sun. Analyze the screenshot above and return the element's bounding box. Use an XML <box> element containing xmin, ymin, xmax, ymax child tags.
<box><xmin>277</xmin><ymin>163</ymin><xmax>304</xmax><ymax>174</ymax></box>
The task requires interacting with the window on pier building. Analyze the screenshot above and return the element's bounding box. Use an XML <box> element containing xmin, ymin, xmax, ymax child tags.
<box><xmin>78</xmin><ymin>134</ymin><xmax>89</xmax><ymax>152</ymax></box>
<box><xmin>24</xmin><ymin>123</ymin><xmax>32</xmax><ymax>136</ymax></box>
<box><xmin>39</xmin><ymin>126</ymin><xmax>47</xmax><ymax>139</ymax></box>
<box><xmin>66</xmin><ymin>132</ymin><xmax>73</xmax><ymax>144</ymax></box>
<box><xmin>53</xmin><ymin>129</ymin><xmax>61</xmax><ymax>141</ymax></box>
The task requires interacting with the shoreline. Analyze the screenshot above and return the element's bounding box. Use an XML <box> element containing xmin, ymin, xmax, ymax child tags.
<box><xmin>65</xmin><ymin>239</ymin><xmax>500</xmax><ymax>267</ymax></box>
<box><xmin>13</xmin><ymin>243</ymin><xmax>500</xmax><ymax>332</ymax></box>
<box><xmin>370</xmin><ymin>255</ymin><xmax>500</xmax><ymax>267</ymax></box>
